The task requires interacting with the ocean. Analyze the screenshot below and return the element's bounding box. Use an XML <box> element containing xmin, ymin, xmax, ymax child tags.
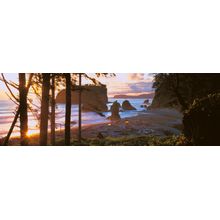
<box><xmin>0</xmin><ymin>98</ymin><xmax>151</xmax><ymax>138</ymax></box>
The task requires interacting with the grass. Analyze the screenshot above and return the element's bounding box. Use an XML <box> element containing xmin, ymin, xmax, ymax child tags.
<box><xmin>7</xmin><ymin>132</ymin><xmax>189</xmax><ymax>146</ymax></box>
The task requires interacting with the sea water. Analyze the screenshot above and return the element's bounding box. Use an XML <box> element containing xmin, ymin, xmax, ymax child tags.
<box><xmin>0</xmin><ymin>98</ymin><xmax>151</xmax><ymax>138</ymax></box>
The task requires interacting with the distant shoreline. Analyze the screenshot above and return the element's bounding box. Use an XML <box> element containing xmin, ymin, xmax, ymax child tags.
<box><xmin>112</xmin><ymin>92</ymin><xmax>154</xmax><ymax>99</ymax></box>
<box><xmin>110</xmin><ymin>97</ymin><xmax>152</xmax><ymax>99</ymax></box>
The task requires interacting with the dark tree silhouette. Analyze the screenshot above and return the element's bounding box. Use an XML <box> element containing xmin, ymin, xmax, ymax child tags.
<box><xmin>0</xmin><ymin>73</ymin><xmax>33</xmax><ymax>146</ymax></box>
<box><xmin>78</xmin><ymin>73</ymin><xmax>82</xmax><ymax>143</ymax></box>
<box><xmin>65</xmin><ymin>73</ymin><xmax>71</xmax><ymax>145</ymax></box>
<box><xmin>50</xmin><ymin>74</ymin><xmax>56</xmax><ymax>145</ymax></box>
<box><xmin>19</xmin><ymin>73</ymin><xmax>28</xmax><ymax>145</ymax></box>
<box><xmin>152</xmin><ymin>73</ymin><xmax>220</xmax><ymax>111</ymax></box>
<box><xmin>39</xmin><ymin>73</ymin><xmax>51</xmax><ymax>145</ymax></box>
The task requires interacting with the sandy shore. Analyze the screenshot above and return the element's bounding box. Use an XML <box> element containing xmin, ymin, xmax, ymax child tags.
<box><xmin>6</xmin><ymin>108</ymin><xmax>183</xmax><ymax>145</ymax></box>
<box><xmin>78</xmin><ymin>108</ymin><xmax>183</xmax><ymax>138</ymax></box>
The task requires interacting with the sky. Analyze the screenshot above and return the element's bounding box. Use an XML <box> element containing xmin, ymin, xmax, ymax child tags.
<box><xmin>0</xmin><ymin>73</ymin><xmax>154</xmax><ymax>100</ymax></box>
<box><xmin>98</xmin><ymin>73</ymin><xmax>154</xmax><ymax>97</ymax></box>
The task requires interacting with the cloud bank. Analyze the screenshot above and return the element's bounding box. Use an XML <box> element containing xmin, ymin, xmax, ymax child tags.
<box><xmin>128</xmin><ymin>73</ymin><xmax>145</xmax><ymax>81</ymax></box>
<box><xmin>106</xmin><ymin>73</ymin><xmax>154</xmax><ymax>96</ymax></box>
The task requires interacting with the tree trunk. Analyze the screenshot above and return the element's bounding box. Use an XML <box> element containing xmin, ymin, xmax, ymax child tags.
<box><xmin>78</xmin><ymin>73</ymin><xmax>82</xmax><ymax>143</ymax></box>
<box><xmin>39</xmin><ymin>74</ymin><xmax>50</xmax><ymax>146</ymax></box>
<box><xmin>50</xmin><ymin>74</ymin><xmax>56</xmax><ymax>145</ymax></box>
<box><xmin>65</xmin><ymin>73</ymin><xmax>71</xmax><ymax>145</ymax></box>
<box><xmin>2</xmin><ymin>107</ymin><xmax>20</xmax><ymax>146</ymax></box>
<box><xmin>19</xmin><ymin>73</ymin><xmax>28</xmax><ymax>145</ymax></box>
<box><xmin>2</xmin><ymin>73</ymin><xmax>33</xmax><ymax>146</ymax></box>
<box><xmin>2</xmin><ymin>73</ymin><xmax>34</xmax><ymax>146</ymax></box>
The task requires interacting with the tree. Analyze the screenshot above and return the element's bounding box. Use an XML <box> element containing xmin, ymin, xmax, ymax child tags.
<box><xmin>78</xmin><ymin>73</ymin><xmax>82</xmax><ymax>143</ymax></box>
<box><xmin>0</xmin><ymin>73</ymin><xmax>33</xmax><ymax>146</ymax></box>
<box><xmin>19</xmin><ymin>73</ymin><xmax>28</xmax><ymax>145</ymax></box>
<box><xmin>50</xmin><ymin>74</ymin><xmax>56</xmax><ymax>145</ymax></box>
<box><xmin>39</xmin><ymin>73</ymin><xmax>51</xmax><ymax>145</ymax></box>
<box><xmin>65</xmin><ymin>73</ymin><xmax>71</xmax><ymax>145</ymax></box>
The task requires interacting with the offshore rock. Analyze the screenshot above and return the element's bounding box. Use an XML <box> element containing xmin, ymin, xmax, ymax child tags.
<box><xmin>56</xmin><ymin>85</ymin><xmax>108</xmax><ymax>112</ymax></box>
<box><xmin>122</xmin><ymin>100</ymin><xmax>136</xmax><ymax>110</ymax></box>
<box><xmin>107</xmin><ymin>101</ymin><xmax>121</xmax><ymax>121</ymax></box>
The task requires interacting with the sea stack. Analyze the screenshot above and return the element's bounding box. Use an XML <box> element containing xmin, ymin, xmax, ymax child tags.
<box><xmin>56</xmin><ymin>85</ymin><xmax>108</xmax><ymax>112</ymax></box>
<box><xmin>108</xmin><ymin>101</ymin><xmax>121</xmax><ymax>121</ymax></box>
<box><xmin>122</xmin><ymin>100</ymin><xmax>136</xmax><ymax>110</ymax></box>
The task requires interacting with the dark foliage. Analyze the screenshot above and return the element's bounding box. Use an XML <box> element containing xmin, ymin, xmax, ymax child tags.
<box><xmin>69</xmin><ymin>135</ymin><xmax>189</xmax><ymax>146</ymax></box>
<box><xmin>152</xmin><ymin>73</ymin><xmax>220</xmax><ymax>111</ymax></box>
<box><xmin>183</xmin><ymin>93</ymin><xmax>220</xmax><ymax>145</ymax></box>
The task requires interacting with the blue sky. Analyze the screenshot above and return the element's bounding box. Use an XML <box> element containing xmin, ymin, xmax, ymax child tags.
<box><xmin>0</xmin><ymin>73</ymin><xmax>154</xmax><ymax>99</ymax></box>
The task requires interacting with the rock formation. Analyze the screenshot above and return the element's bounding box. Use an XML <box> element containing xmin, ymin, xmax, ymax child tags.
<box><xmin>141</xmin><ymin>99</ymin><xmax>150</xmax><ymax>109</ymax></box>
<box><xmin>150</xmin><ymin>89</ymin><xmax>181</xmax><ymax>110</ymax></box>
<box><xmin>144</xmin><ymin>99</ymin><xmax>150</xmax><ymax>104</ymax></box>
<box><xmin>108</xmin><ymin>101</ymin><xmax>121</xmax><ymax>121</ymax></box>
<box><xmin>56</xmin><ymin>85</ymin><xmax>108</xmax><ymax>112</ymax></box>
<box><xmin>122</xmin><ymin>100</ymin><xmax>136</xmax><ymax>110</ymax></box>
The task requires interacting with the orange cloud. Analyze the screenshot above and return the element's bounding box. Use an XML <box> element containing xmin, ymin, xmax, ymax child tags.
<box><xmin>128</xmin><ymin>73</ymin><xmax>145</xmax><ymax>81</ymax></box>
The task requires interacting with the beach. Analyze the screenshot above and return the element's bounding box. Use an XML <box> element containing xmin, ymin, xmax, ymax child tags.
<box><xmin>78</xmin><ymin>108</ymin><xmax>183</xmax><ymax>138</ymax></box>
<box><xmin>7</xmin><ymin>108</ymin><xmax>183</xmax><ymax>146</ymax></box>
<box><xmin>0</xmin><ymin>98</ymin><xmax>151</xmax><ymax>138</ymax></box>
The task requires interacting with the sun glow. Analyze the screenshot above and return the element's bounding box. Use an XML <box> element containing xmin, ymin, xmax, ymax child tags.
<box><xmin>26</xmin><ymin>130</ymin><xmax>38</xmax><ymax>137</ymax></box>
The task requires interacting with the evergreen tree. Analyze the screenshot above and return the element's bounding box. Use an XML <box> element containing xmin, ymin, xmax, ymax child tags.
<box><xmin>50</xmin><ymin>74</ymin><xmax>56</xmax><ymax>145</ymax></box>
<box><xmin>65</xmin><ymin>73</ymin><xmax>71</xmax><ymax>145</ymax></box>
<box><xmin>39</xmin><ymin>73</ymin><xmax>51</xmax><ymax>145</ymax></box>
<box><xmin>19</xmin><ymin>73</ymin><xmax>28</xmax><ymax>145</ymax></box>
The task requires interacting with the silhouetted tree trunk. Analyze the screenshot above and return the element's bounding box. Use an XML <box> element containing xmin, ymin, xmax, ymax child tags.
<box><xmin>2</xmin><ymin>73</ymin><xmax>33</xmax><ymax>146</ymax></box>
<box><xmin>50</xmin><ymin>74</ymin><xmax>56</xmax><ymax>145</ymax></box>
<box><xmin>40</xmin><ymin>74</ymin><xmax>50</xmax><ymax>146</ymax></box>
<box><xmin>78</xmin><ymin>73</ymin><xmax>82</xmax><ymax>143</ymax></box>
<box><xmin>65</xmin><ymin>73</ymin><xmax>71</xmax><ymax>145</ymax></box>
<box><xmin>19</xmin><ymin>73</ymin><xmax>28</xmax><ymax>145</ymax></box>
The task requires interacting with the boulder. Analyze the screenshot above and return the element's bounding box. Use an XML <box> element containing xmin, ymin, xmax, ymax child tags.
<box><xmin>144</xmin><ymin>99</ymin><xmax>150</xmax><ymax>104</ymax></box>
<box><xmin>141</xmin><ymin>99</ymin><xmax>150</xmax><ymax>109</ymax></box>
<box><xmin>122</xmin><ymin>100</ymin><xmax>136</xmax><ymax>110</ymax></box>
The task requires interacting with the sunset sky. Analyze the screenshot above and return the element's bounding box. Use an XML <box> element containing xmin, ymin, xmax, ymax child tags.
<box><xmin>0</xmin><ymin>73</ymin><xmax>154</xmax><ymax>100</ymax></box>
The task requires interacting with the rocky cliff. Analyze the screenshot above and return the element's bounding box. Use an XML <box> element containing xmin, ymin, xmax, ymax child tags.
<box><xmin>56</xmin><ymin>85</ymin><xmax>108</xmax><ymax>112</ymax></box>
<box><xmin>150</xmin><ymin>88</ymin><xmax>181</xmax><ymax>110</ymax></box>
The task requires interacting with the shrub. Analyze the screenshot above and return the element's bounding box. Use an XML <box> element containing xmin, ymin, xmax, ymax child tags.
<box><xmin>183</xmin><ymin>93</ymin><xmax>220</xmax><ymax>145</ymax></box>
<box><xmin>71</xmin><ymin>135</ymin><xmax>189</xmax><ymax>146</ymax></box>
